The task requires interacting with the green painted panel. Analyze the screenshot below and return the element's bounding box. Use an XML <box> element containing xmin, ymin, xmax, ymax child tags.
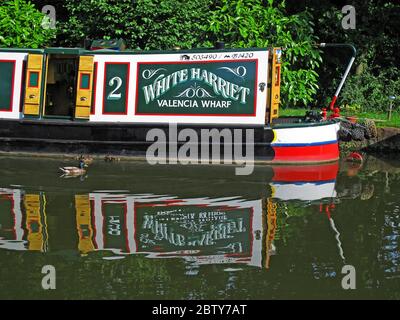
<box><xmin>0</xmin><ymin>61</ymin><xmax>15</xmax><ymax>111</ymax></box>
<box><xmin>103</xmin><ymin>204</ymin><xmax>127</xmax><ymax>250</ymax></box>
<box><xmin>29</xmin><ymin>72</ymin><xmax>39</xmax><ymax>87</ymax></box>
<box><xmin>0</xmin><ymin>198</ymin><xmax>14</xmax><ymax>239</ymax></box>
<box><xmin>103</xmin><ymin>63</ymin><xmax>129</xmax><ymax>114</ymax></box>
<box><xmin>80</xmin><ymin>74</ymin><xmax>90</xmax><ymax>89</ymax></box>
<box><xmin>135</xmin><ymin>204</ymin><xmax>252</xmax><ymax>254</ymax></box>
<box><xmin>136</xmin><ymin>61</ymin><xmax>257</xmax><ymax>115</ymax></box>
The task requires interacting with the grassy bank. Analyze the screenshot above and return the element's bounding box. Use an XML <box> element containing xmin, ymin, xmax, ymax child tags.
<box><xmin>280</xmin><ymin>108</ymin><xmax>400</xmax><ymax>128</ymax></box>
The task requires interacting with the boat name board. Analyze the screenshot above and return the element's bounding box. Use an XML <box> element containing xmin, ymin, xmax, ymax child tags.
<box><xmin>135</xmin><ymin>204</ymin><xmax>252</xmax><ymax>254</ymax></box>
<box><xmin>136</xmin><ymin>60</ymin><xmax>257</xmax><ymax>115</ymax></box>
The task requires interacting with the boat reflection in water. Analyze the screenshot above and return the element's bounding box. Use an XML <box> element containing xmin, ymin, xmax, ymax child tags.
<box><xmin>0</xmin><ymin>190</ymin><xmax>48</xmax><ymax>252</ymax></box>
<box><xmin>0</xmin><ymin>162</ymin><xmax>352</xmax><ymax>273</ymax></box>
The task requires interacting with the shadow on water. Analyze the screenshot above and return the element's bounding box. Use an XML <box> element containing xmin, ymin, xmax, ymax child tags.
<box><xmin>0</xmin><ymin>155</ymin><xmax>399</xmax><ymax>299</ymax></box>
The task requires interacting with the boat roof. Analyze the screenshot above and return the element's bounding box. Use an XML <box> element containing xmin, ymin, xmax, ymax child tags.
<box><xmin>0</xmin><ymin>46</ymin><xmax>274</xmax><ymax>55</ymax></box>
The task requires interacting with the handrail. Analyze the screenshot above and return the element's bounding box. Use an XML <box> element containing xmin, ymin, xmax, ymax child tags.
<box><xmin>318</xmin><ymin>43</ymin><xmax>357</xmax><ymax>110</ymax></box>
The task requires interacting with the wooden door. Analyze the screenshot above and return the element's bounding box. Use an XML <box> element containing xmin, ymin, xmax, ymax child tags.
<box><xmin>23</xmin><ymin>54</ymin><xmax>45</xmax><ymax>116</ymax></box>
<box><xmin>75</xmin><ymin>56</ymin><xmax>95</xmax><ymax>119</ymax></box>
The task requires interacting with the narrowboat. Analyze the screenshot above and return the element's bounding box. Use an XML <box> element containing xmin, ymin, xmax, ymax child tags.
<box><xmin>0</xmin><ymin>41</ymin><xmax>350</xmax><ymax>163</ymax></box>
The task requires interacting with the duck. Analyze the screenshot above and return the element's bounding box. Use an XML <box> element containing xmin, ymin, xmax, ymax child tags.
<box><xmin>104</xmin><ymin>155</ymin><xmax>120</xmax><ymax>162</ymax></box>
<box><xmin>75</xmin><ymin>154</ymin><xmax>94</xmax><ymax>165</ymax></box>
<box><xmin>60</xmin><ymin>160</ymin><xmax>88</xmax><ymax>176</ymax></box>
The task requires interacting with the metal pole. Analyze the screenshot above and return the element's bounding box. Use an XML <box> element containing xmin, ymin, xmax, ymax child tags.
<box><xmin>388</xmin><ymin>96</ymin><xmax>396</xmax><ymax>121</ymax></box>
<box><xmin>388</xmin><ymin>101</ymin><xmax>393</xmax><ymax>121</ymax></box>
<box><xmin>319</xmin><ymin>43</ymin><xmax>357</xmax><ymax>110</ymax></box>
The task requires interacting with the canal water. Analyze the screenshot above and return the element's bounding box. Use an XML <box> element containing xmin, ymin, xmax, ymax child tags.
<box><xmin>0</xmin><ymin>155</ymin><xmax>399</xmax><ymax>299</ymax></box>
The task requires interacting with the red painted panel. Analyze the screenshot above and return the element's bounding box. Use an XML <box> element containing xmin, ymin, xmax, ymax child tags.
<box><xmin>273</xmin><ymin>142</ymin><xmax>339</xmax><ymax>163</ymax></box>
<box><xmin>272</xmin><ymin>162</ymin><xmax>339</xmax><ymax>182</ymax></box>
<box><xmin>91</xmin><ymin>62</ymin><xmax>98</xmax><ymax>115</ymax></box>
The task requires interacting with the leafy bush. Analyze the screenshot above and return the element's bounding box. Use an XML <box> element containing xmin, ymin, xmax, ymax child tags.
<box><xmin>207</xmin><ymin>0</ymin><xmax>322</xmax><ymax>108</ymax></box>
<box><xmin>129</xmin><ymin>0</ymin><xmax>212</xmax><ymax>50</ymax></box>
<box><xmin>340</xmin><ymin>67</ymin><xmax>400</xmax><ymax>113</ymax></box>
<box><xmin>300</xmin><ymin>0</ymin><xmax>400</xmax><ymax>109</ymax></box>
<box><xmin>61</xmin><ymin>0</ymin><xmax>321</xmax><ymax>108</ymax></box>
<box><xmin>61</xmin><ymin>0</ymin><xmax>211</xmax><ymax>50</ymax></box>
<box><xmin>0</xmin><ymin>0</ymin><xmax>56</xmax><ymax>48</ymax></box>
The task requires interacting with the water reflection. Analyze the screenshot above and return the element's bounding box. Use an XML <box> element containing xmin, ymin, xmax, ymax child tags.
<box><xmin>1</xmin><ymin>157</ymin><xmax>399</xmax><ymax>299</ymax></box>
<box><xmin>0</xmin><ymin>190</ymin><xmax>48</xmax><ymax>252</ymax></box>
<box><xmin>0</xmin><ymin>162</ymin><xmax>342</xmax><ymax>272</ymax></box>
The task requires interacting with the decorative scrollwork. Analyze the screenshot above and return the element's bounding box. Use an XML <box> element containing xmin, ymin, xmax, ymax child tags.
<box><xmin>175</xmin><ymin>83</ymin><xmax>214</xmax><ymax>99</ymax></box>
<box><xmin>142</xmin><ymin>68</ymin><xmax>167</xmax><ymax>80</ymax></box>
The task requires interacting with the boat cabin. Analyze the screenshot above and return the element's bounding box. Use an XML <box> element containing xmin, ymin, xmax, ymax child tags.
<box><xmin>0</xmin><ymin>44</ymin><xmax>342</xmax><ymax>164</ymax></box>
<box><xmin>0</xmin><ymin>45</ymin><xmax>282</xmax><ymax>125</ymax></box>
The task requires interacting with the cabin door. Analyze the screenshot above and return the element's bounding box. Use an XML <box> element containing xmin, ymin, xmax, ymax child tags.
<box><xmin>269</xmin><ymin>48</ymin><xmax>281</xmax><ymax>123</ymax></box>
<box><xmin>23</xmin><ymin>54</ymin><xmax>45</xmax><ymax>116</ymax></box>
<box><xmin>44</xmin><ymin>54</ymin><xmax>79</xmax><ymax>118</ymax></box>
<box><xmin>75</xmin><ymin>56</ymin><xmax>95</xmax><ymax>120</ymax></box>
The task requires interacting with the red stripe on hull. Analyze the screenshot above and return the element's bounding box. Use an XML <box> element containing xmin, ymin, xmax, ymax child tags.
<box><xmin>272</xmin><ymin>162</ymin><xmax>339</xmax><ymax>182</ymax></box>
<box><xmin>273</xmin><ymin>142</ymin><xmax>339</xmax><ymax>163</ymax></box>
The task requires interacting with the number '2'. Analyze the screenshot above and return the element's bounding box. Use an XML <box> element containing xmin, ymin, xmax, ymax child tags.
<box><xmin>107</xmin><ymin>77</ymin><xmax>123</xmax><ymax>100</ymax></box>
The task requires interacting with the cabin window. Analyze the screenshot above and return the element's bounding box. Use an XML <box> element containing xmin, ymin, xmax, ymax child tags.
<box><xmin>0</xmin><ymin>60</ymin><xmax>15</xmax><ymax>112</ymax></box>
<box><xmin>80</xmin><ymin>73</ymin><xmax>91</xmax><ymax>90</ymax></box>
<box><xmin>102</xmin><ymin>62</ymin><xmax>129</xmax><ymax>115</ymax></box>
<box><xmin>28</xmin><ymin>71</ymin><xmax>40</xmax><ymax>88</ymax></box>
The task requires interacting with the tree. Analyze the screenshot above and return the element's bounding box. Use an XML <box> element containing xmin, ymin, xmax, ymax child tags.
<box><xmin>207</xmin><ymin>0</ymin><xmax>322</xmax><ymax>108</ymax></box>
<box><xmin>0</xmin><ymin>0</ymin><xmax>56</xmax><ymax>48</ymax></box>
<box><xmin>60</xmin><ymin>0</ymin><xmax>212</xmax><ymax>50</ymax></box>
<box><xmin>287</xmin><ymin>0</ymin><xmax>400</xmax><ymax>110</ymax></box>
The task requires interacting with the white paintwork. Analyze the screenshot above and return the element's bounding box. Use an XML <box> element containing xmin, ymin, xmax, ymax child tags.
<box><xmin>0</xmin><ymin>49</ymin><xmax>270</xmax><ymax>125</ymax></box>
<box><xmin>0</xmin><ymin>179</ymin><xmax>338</xmax><ymax>266</ymax></box>
<box><xmin>0</xmin><ymin>188</ymin><xmax>26</xmax><ymax>251</ymax></box>
<box><xmin>272</xmin><ymin>122</ymin><xmax>340</xmax><ymax>146</ymax></box>
<box><xmin>271</xmin><ymin>182</ymin><xmax>337</xmax><ymax>201</ymax></box>
<box><xmin>0</xmin><ymin>52</ymin><xmax>28</xmax><ymax>119</ymax></box>
<box><xmin>335</xmin><ymin>56</ymin><xmax>355</xmax><ymax>97</ymax></box>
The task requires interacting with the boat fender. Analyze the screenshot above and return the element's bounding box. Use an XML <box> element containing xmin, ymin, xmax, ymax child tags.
<box><xmin>346</xmin><ymin>152</ymin><xmax>363</xmax><ymax>163</ymax></box>
<box><xmin>339</xmin><ymin>121</ymin><xmax>371</xmax><ymax>141</ymax></box>
<box><xmin>304</xmin><ymin>110</ymin><xmax>323</xmax><ymax>122</ymax></box>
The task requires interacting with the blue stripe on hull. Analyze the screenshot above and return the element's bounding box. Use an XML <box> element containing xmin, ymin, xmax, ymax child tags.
<box><xmin>272</xmin><ymin>140</ymin><xmax>338</xmax><ymax>148</ymax></box>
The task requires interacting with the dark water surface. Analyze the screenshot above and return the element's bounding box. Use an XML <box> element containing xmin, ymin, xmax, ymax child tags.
<box><xmin>0</xmin><ymin>155</ymin><xmax>399</xmax><ymax>299</ymax></box>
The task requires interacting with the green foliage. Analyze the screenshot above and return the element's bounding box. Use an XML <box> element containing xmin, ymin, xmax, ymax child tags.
<box><xmin>314</xmin><ymin>0</ymin><xmax>399</xmax><ymax>72</ymax></box>
<box><xmin>207</xmin><ymin>0</ymin><xmax>322</xmax><ymax>108</ymax></box>
<box><xmin>62</xmin><ymin>0</ymin><xmax>322</xmax><ymax>108</ymax></box>
<box><xmin>0</xmin><ymin>0</ymin><xmax>56</xmax><ymax>48</ymax></box>
<box><xmin>281</xmin><ymin>107</ymin><xmax>400</xmax><ymax>128</ymax></box>
<box><xmin>61</xmin><ymin>0</ymin><xmax>211</xmax><ymax>50</ymax></box>
<box><xmin>300</xmin><ymin>0</ymin><xmax>400</xmax><ymax>111</ymax></box>
<box><xmin>130</xmin><ymin>0</ymin><xmax>212</xmax><ymax>50</ymax></box>
<box><xmin>340</xmin><ymin>66</ymin><xmax>400</xmax><ymax>113</ymax></box>
<box><xmin>342</xmin><ymin>103</ymin><xmax>362</xmax><ymax>114</ymax></box>
<box><xmin>13</xmin><ymin>0</ymin><xmax>397</xmax><ymax>114</ymax></box>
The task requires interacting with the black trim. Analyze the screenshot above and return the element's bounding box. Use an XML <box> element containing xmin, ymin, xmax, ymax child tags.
<box><xmin>0</xmin><ymin>119</ymin><xmax>276</xmax><ymax>159</ymax></box>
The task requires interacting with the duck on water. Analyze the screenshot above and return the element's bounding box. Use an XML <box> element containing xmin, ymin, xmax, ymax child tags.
<box><xmin>60</xmin><ymin>160</ymin><xmax>88</xmax><ymax>177</ymax></box>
